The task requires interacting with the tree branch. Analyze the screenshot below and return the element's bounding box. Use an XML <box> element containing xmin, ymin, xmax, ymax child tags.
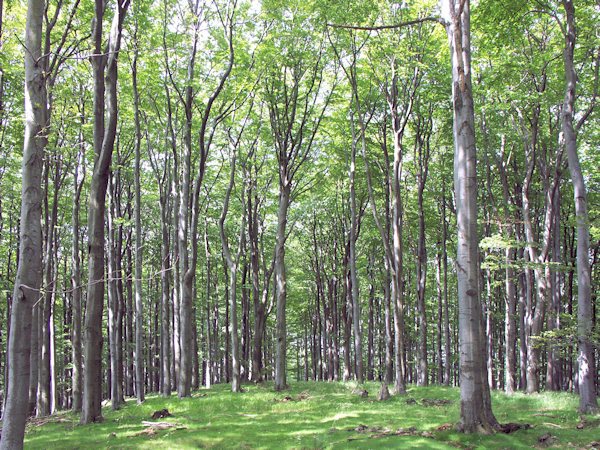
<box><xmin>326</xmin><ymin>17</ymin><xmax>441</xmax><ymax>32</ymax></box>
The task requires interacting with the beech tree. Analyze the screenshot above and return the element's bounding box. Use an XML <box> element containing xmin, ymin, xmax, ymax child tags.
<box><xmin>263</xmin><ymin>8</ymin><xmax>333</xmax><ymax>390</ymax></box>
<box><xmin>0</xmin><ymin>0</ymin><xmax>45</xmax><ymax>445</ymax></box>
<box><xmin>561</xmin><ymin>0</ymin><xmax>598</xmax><ymax>415</ymax></box>
<box><xmin>441</xmin><ymin>0</ymin><xmax>498</xmax><ymax>433</ymax></box>
<box><xmin>81</xmin><ymin>0</ymin><xmax>129</xmax><ymax>424</ymax></box>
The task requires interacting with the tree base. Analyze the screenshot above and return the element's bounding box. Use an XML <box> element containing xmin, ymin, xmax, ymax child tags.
<box><xmin>378</xmin><ymin>383</ymin><xmax>391</xmax><ymax>401</ymax></box>
<box><xmin>578</xmin><ymin>404</ymin><xmax>599</xmax><ymax>415</ymax></box>
<box><xmin>456</xmin><ymin>419</ymin><xmax>498</xmax><ymax>435</ymax></box>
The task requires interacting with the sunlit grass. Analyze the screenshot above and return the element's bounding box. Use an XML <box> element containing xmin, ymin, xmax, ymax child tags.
<box><xmin>22</xmin><ymin>381</ymin><xmax>599</xmax><ymax>449</ymax></box>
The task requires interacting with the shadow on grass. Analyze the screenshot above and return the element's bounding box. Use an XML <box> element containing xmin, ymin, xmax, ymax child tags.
<box><xmin>23</xmin><ymin>381</ymin><xmax>598</xmax><ymax>449</ymax></box>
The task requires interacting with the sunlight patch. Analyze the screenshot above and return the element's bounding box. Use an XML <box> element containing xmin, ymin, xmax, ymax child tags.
<box><xmin>323</xmin><ymin>412</ymin><xmax>357</xmax><ymax>422</ymax></box>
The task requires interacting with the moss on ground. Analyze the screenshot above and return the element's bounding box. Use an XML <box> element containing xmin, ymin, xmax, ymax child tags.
<box><xmin>21</xmin><ymin>381</ymin><xmax>600</xmax><ymax>449</ymax></box>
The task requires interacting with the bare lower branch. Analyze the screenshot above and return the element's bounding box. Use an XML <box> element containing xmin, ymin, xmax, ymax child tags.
<box><xmin>326</xmin><ymin>17</ymin><xmax>441</xmax><ymax>32</ymax></box>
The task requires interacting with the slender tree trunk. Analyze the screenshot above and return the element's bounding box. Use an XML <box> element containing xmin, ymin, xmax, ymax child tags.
<box><xmin>442</xmin><ymin>0</ymin><xmax>497</xmax><ymax>432</ymax></box>
<box><xmin>38</xmin><ymin>162</ymin><xmax>58</xmax><ymax>416</ymax></box>
<box><xmin>495</xmin><ymin>140</ymin><xmax>517</xmax><ymax>394</ymax></box>
<box><xmin>0</xmin><ymin>0</ymin><xmax>45</xmax><ymax>444</ymax></box>
<box><xmin>176</xmin><ymin>17</ymin><xmax>200</xmax><ymax>397</ymax></box>
<box><xmin>383</xmin><ymin>264</ymin><xmax>394</xmax><ymax>385</ymax></box>
<box><xmin>413</xmin><ymin>119</ymin><xmax>431</xmax><ymax>386</ymax></box>
<box><xmin>441</xmin><ymin>181</ymin><xmax>451</xmax><ymax>386</ymax></box>
<box><xmin>81</xmin><ymin>0</ymin><xmax>127</xmax><ymax>424</ymax></box>
<box><xmin>71</xmin><ymin>125</ymin><xmax>84</xmax><ymax>412</ymax></box>
<box><xmin>367</xmin><ymin>264</ymin><xmax>375</xmax><ymax>381</ymax></box>
<box><xmin>348</xmin><ymin>136</ymin><xmax>364</xmax><ymax>385</ymax></box>
<box><xmin>342</xmin><ymin>251</ymin><xmax>352</xmax><ymax>381</ymax></box>
<box><xmin>28</xmin><ymin>301</ymin><xmax>40</xmax><ymax>417</ymax></box>
<box><xmin>132</xmin><ymin>33</ymin><xmax>145</xmax><ymax>405</ymax></box>
<box><xmin>219</xmin><ymin>150</ymin><xmax>246</xmax><ymax>393</ymax></box>
<box><xmin>160</xmin><ymin>195</ymin><xmax>171</xmax><ymax>397</ymax></box>
<box><xmin>169</xmin><ymin>112</ymin><xmax>180</xmax><ymax>392</ymax></box>
<box><xmin>125</xmin><ymin>243</ymin><xmax>134</xmax><ymax>396</ymax></box>
<box><xmin>274</xmin><ymin>184</ymin><xmax>290</xmax><ymax>391</ymax></box>
<box><xmin>416</xmin><ymin>166</ymin><xmax>428</xmax><ymax>387</ymax></box>
<box><xmin>436</xmin><ymin>252</ymin><xmax>443</xmax><ymax>384</ymax></box>
<box><xmin>561</xmin><ymin>0</ymin><xmax>599</xmax><ymax>414</ymax></box>
<box><xmin>107</xmin><ymin>178</ymin><xmax>121</xmax><ymax>410</ymax></box>
<box><xmin>546</xmin><ymin>190</ymin><xmax>560</xmax><ymax>391</ymax></box>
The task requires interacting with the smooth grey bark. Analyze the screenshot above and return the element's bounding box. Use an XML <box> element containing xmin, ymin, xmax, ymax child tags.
<box><xmin>495</xmin><ymin>140</ymin><xmax>517</xmax><ymax>395</ymax></box>
<box><xmin>247</xmin><ymin>158</ymin><xmax>275</xmax><ymax>383</ymax></box>
<box><xmin>441</xmin><ymin>181</ymin><xmax>451</xmax><ymax>386</ymax></box>
<box><xmin>341</xmin><ymin>248</ymin><xmax>352</xmax><ymax>381</ymax></box>
<box><xmin>174</xmin><ymin>10</ymin><xmax>200</xmax><ymax>396</ymax></box>
<box><xmin>39</xmin><ymin>162</ymin><xmax>58</xmax><ymax>417</ymax></box>
<box><xmin>360</xmin><ymin>62</ymin><xmax>415</xmax><ymax>396</ymax></box>
<box><xmin>81</xmin><ymin>0</ymin><xmax>128</xmax><ymax>424</ymax></box>
<box><xmin>367</xmin><ymin>262</ymin><xmax>375</xmax><ymax>381</ymax></box>
<box><xmin>521</xmin><ymin>136</ymin><xmax>560</xmax><ymax>393</ymax></box>
<box><xmin>436</xmin><ymin>250</ymin><xmax>443</xmax><ymax>384</ymax></box>
<box><xmin>441</xmin><ymin>0</ymin><xmax>497</xmax><ymax>433</ymax></box>
<box><xmin>561</xmin><ymin>0</ymin><xmax>599</xmax><ymax>414</ymax></box>
<box><xmin>0</xmin><ymin>0</ymin><xmax>45</xmax><ymax>446</ymax></box>
<box><xmin>107</xmin><ymin>176</ymin><xmax>121</xmax><ymax>411</ymax></box>
<box><xmin>172</xmin><ymin>4</ymin><xmax>234</xmax><ymax>397</ymax></box>
<box><xmin>413</xmin><ymin>113</ymin><xmax>431</xmax><ymax>387</ymax></box>
<box><xmin>511</xmin><ymin>52</ymin><xmax>561</xmax><ymax>393</ymax></box>
<box><xmin>330</xmin><ymin>36</ymin><xmax>376</xmax><ymax>386</ymax></box>
<box><xmin>546</xmin><ymin>189</ymin><xmax>561</xmax><ymax>391</ymax></box>
<box><xmin>160</xmin><ymin>199</ymin><xmax>171</xmax><ymax>397</ymax></box>
<box><xmin>203</xmin><ymin>227</ymin><xmax>212</xmax><ymax>388</ymax></box>
<box><xmin>274</xmin><ymin>184</ymin><xmax>290</xmax><ymax>390</ymax></box>
<box><xmin>132</xmin><ymin>30</ymin><xmax>145</xmax><ymax>405</ymax></box>
<box><xmin>71</xmin><ymin>115</ymin><xmax>85</xmax><ymax>412</ymax></box>
<box><xmin>165</xmin><ymin>85</ymin><xmax>180</xmax><ymax>392</ymax></box>
<box><xmin>266</xmin><ymin>41</ymin><xmax>329</xmax><ymax>390</ymax></box>
<box><xmin>124</xmin><ymin>240</ymin><xmax>134</xmax><ymax>396</ymax></box>
<box><xmin>175</xmin><ymin>18</ymin><xmax>198</xmax><ymax>397</ymax></box>
<box><xmin>496</xmin><ymin>136</ymin><xmax>517</xmax><ymax>395</ymax></box>
<box><xmin>37</xmin><ymin>0</ymin><xmax>80</xmax><ymax>417</ymax></box>
<box><xmin>390</xmin><ymin>101</ymin><xmax>407</xmax><ymax>396</ymax></box>
<box><xmin>28</xmin><ymin>296</ymin><xmax>40</xmax><ymax>416</ymax></box>
<box><xmin>348</xmin><ymin>116</ymin><xmax>364</xmax><ymax>385</ymax></box>
<box><xmin>219</xmin><ymin>148</ymin><xmax>246</xmax><ymax>393</ymax></box>
<box><xmin>148</xmin><ymin>133</ymin><xmax>172</xmax><ymax>397</ymax></box>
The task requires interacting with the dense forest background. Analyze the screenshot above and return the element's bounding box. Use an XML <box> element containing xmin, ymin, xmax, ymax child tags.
<box><xmin>0</xmin><ymin>0</ymin><xmax>599</xmax><ymax>443</ymax></box>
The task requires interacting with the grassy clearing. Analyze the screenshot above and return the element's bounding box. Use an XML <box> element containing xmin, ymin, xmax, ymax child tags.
<box><xmin>22</xmin><ymin>381</ymin><xmax>600</xmax><ymax>449</ymax></box>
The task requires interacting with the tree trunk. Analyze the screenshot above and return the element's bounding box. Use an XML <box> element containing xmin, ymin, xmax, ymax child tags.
<box><xmin>436</xmin><ymin>252</ymin><xmax>443</xmax><ymax>384</ymax></box>
<box><xmin>274</xmin><ymin>184</ymin><xmax>290</xmax><ymax>391</ymax></box>
<box><xmin>561</xmin><ymin>0</ymin><xmax>599</xmax><ymax>414</ymax></box>
<box><xmin>28</xmin><ymin>301</ymin><xmax>40</xmax><ymax>417</ymax></box>
<box><xmin>107</xmin><ymin>177</ymin><xmax>121</xmax><ymax>410</ymax></box>
<box><xmin>219</xmin><ymin>149</ymin><xmax>246</xmax><ymax>393</ymax></box>
<box><xmin>81</xmin><ymin>0</ymin><xmax>127</xmax><ymax>424</ymax></box>
<box><xmin>383</xmin><ymin>264</ymin><xmax>394</xmax><ymax>385</ymax></box>
<box><xmin>176</xmin><ymin>30</ymin><xmax>197</xmax><ymax>397</ymax></box>
<box><xmin>348</xmin><ymin>134</ymin><xmax>364</xmax><ymax>385</ymax></box>
<box><xmin>132</xmin><ymin>29</ymin><xmax>145</xmax><ymax>405</ymax></box>
<box><xmin>71</xmin><ymin>124</ymin><xmax>84</xmax><ymax>412</ymax></box>
<box><xmin>0</xmin><ymin>0</ymin><xmax>45</xmax><ymax>444</ymax></box>
<box><xmin>415</xmin><ymin>125</ymin><xmax>429</xmax><ymax>387</ymax></box>
<box><xmin>442</xmin><ymin>0</ymin><xmax>497</xmax><ymax>433</ymax></box>
<box><xmin>442</xmin><ymin>181</ymin><xmax>451</xmax><ymax>386</ymax></box>
<box><xmin>160</xmin><ymin>194</ymin><xmax>171</xmax><ymax>397</ymax></box>
<box><xmin>38</xmin><ymin>162</ymin><xmax>58</xmax><ymax>417</ymax></box>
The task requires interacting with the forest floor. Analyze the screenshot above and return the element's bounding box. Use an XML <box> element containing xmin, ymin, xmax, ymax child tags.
<box><xmin>21</xmin><ymin>381</ymin><xmax>600</xmax><ymax>449</ymax></box>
